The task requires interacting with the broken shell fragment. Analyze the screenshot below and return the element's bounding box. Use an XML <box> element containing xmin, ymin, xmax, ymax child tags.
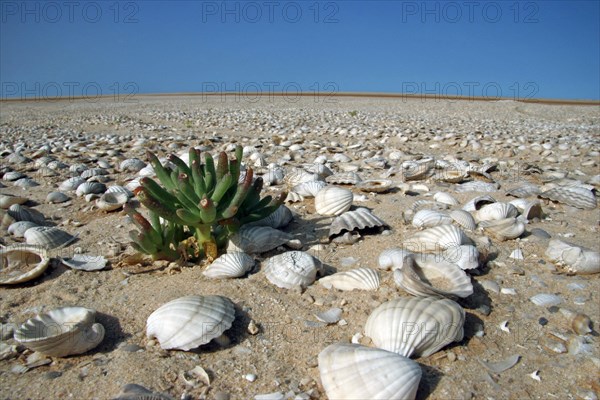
<box><xmin>0</xmin><ymin>245</ymin><xmax>50</xmax><ymax>285</ymax></box>
<box><xmin>545</xmin><ymin>240</ymin><xmax>600</xmax><ymax>274</ymax></box>
<box><xmin>24</xmin><ymin>226</ymin><xmax>76</xmax><ymax>249</ymax></box>
<box><xmin>60</xmin><ymin>254</ymin><xmax>107</xmax><ymax>271</ymax></box>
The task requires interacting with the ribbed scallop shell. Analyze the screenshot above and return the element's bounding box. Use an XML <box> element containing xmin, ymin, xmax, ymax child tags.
<box><xmin>433</xmin><ymin>192</ymin><xmax>460</xmax><ymax>206</ymax></box>
<box><xmin>510</xmin><ymin>199</ymin><xmax>543</xmax><ymax>220</ymax></box>
<box><xmin>96</xmin><ymin>192</ymin><xmax>128</xmax><ymax>211</ymax></box>
<box><xmin>475</xmin><ymin>202</ymin><xmax>519</xmax><ymax>222</ymax></box>
<box><xmin>378</xmin><ymin>248</ymin><xmax>413</xmax><ymax>270</ymax></box>
<box><xmin>433</xmin><ymin>168</ymin><xmax>469</xmax><ymax>183</ymax></box>
<box><xmin>403</xmin><ymin>225</ymin><xmax>470</xmax><ymax>253</ymax></box>
<box><xmin>412</xmin><ymin>210</ymin><xmax>452</xmax><ymax>229</ymax></box>
<box><xmin>0</xmin><ymin>244</ymin><xmax>50</xmax><ymax>285</ymax></box>
<box><xmin>59</xmin><ymin>177</ymin><xmax>86</xmax><ymax>191</ymax></box>
<box><xmin>246</xmin><ymin>205</ymin><xmax>293</xmax><ymax>229</ymax></box>
<box><xmin>506</xmin><ymin>183</ymin><xmax>541</xmax><ymax>198</ymax></box>
<box><xmin>14</xmin><ymin>306</ymin><xmax>105</xmax><ymax>357</ymax></box>
<box><xmin>364</xmin><ymin>296</ymin><xmax>464</xmax><ymax>358</ymax></box>
<box><xmin>401</xmin><ymin>159</ymin><xmax>434</xmax><ymax>181</ymax></box>
<box><xmin>325</xmin><ymin>172</ymin><xmax>362</xmax><ymax>185</ymax></box>
<box><xmin>356</xmin><ymin>179</ymin><xmax>393</xmax><ymax>193</ymax></box>
<box><xmin>292</xmin><ymin>180</ymin><xmax>327</xmax><ymax>197</ymax></box>
<box><xmin>46</xmin><ymin>191</ymin><xmax>70</xmax><ymax>204</ymax></box>
<box><xmin>479</xmin><ymin>217</ymin><xmax>525</xmax><ymax>241</ymax></box>
<box><xmin>545</xmin><ymin>239</ymin><xmax>600</xmax><ymax>275</ymax></box>
<box><xmin>539</xmin><ymin>186</ymin><xmax>597</xmax><ymax>210</ymax></box>
<box><xmin>449</xmin><ymin>210</ymin><xmax>477</xmax><ymax>231</ymax></box>
<box><xmin>285</xmin><ymin>191</ymin><xmax>304</xmax><ymax>203</ymax></box>
<box><xmin>393</xmin><ymin>254</ymin><xmax>473</xmax><ymax>299</ymax></box>
<box><xmin>227</xmin><ymin>226</ymin><xmax>293</xmax><ymax>254</ymax></box>
<box><xmin>3</xmin><ymin>171</ymin><xmax>26</xmax><ymax>181</ymax></box>
<box><xmin>329</xmin><ymin>207</ymin><xmax>387</xmax><ymax>237</ymax></box>
<box><xmin>319</xmin><ymin>268</ymin><xmax>380</xmax><ymax>291</ymax></box>
<box><xmin>303</xmin><ymin>163</ymin><xmax>333</xmax><ymax>180</ymax></box>
<box><xmin>0</xmin><ymin>194</ymin><xmax>28</xmax><ymax>209</ymax></box>
<box><xmin>442</xmin><ymin>245</ymin><xmax>479</xmax><ymax>270</ymax></box>
<box><xmin>455</xmin><ymin>181</ymin><xmax>499</xmax><ymax>193</ymax></box>
<box><xmin>530</xmin><ymin>293</ymin><xmax>562</xmax><ymax>307</ymax></box>
<box><xmin>314</xmin><ymin>186</ymin><xmax>353</xmax><ymax>216</ymax></box>
<box><xmin>60</xmin><ymin>254</ymin><xmax>107</xmax><ymax>271</ymax></box>
<box><xmin>462</xmin><ymin>195</ymin><xmax>496</xmax><ymax>212</ymax></box>
<box><xmin>76</xmin><ymin>182</ymin><xmax>106</xmax><ymax>197</ymax></box>
<box><xmin>263</xmin><ymin>251</ymin><xmax>318</xmax><ymax>289</ymax></box>
<box><xmin>24</xmin><ymin>226</ymin><xmax>76</xmax><ymax>249</ymax></box>
<box><xmin>81</xmin><ymin>168</ymin><xmax>108</xmax><ymax>179</ymax></box>
<box><xmin>7</xmin><ymin>204</ymin><xmax>46</xmax><ymax>224</ymax></box>
<box><xmin>120</xmin><ymin>158</ymin><xmax>146</xmax><ymax>172</ymax></box>
<box><xmin>106</xmin><ymin>185</ymin><xmax>134</xmax><ymax>198</ymax></box>
<box><xmin>14</xmin><ymin>178</ymin><xmax>39</xmax><ymax>188</ymax></box>
<box><xmin>146</xmin><ymin>295</ymin><xmax>235</xmax><ymax>351</ymax></box>
<box><xmin>318</xmin><ymin>343</ymin><xmax>421</xmax><ymax>400</ymax></box>
<box><xmin>7</xmin><ymin>221</ymin><xmax>38</xmax><ymax>237</ymax></box>
<box><xmin>284</xmin><ymin>168</ymin><xmax>318</xmax><ymax>187</ymax></box>
<box><xmin>203</xmin><ymin>252</ymin><xmax>255</xmax><ymax>279</ymax></box>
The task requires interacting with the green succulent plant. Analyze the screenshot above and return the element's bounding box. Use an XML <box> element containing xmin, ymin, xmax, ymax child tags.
<box><xmin>130</xmin><ymin>146</ymin><xmax>286</xmax><ymax>261</ymax></box>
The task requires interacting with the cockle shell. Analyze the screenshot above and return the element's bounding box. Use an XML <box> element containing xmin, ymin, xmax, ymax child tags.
<box><xmin>292</xmin><ymin>181</ymin><xmax>327</xmax><ymax>197</ymax></box>
<box><xmin>434</xmin><ymin>167</ymin><xmax>469</xmax><ymax>183</ymax></box>
<box><xmin>263</xmin><ymin>251</ymin><xmax>318</xmax><ymax>289</ymax></box>
<box><xmin>285</xmin><ymin>191</ymin><xmax>304</xmax><ymax>203</ymax></box>
<box><xmin>303</xmin><ymin>163</ymin><xmax>333</xmax><ymax>179</ymax></box>
<box><xmin>364</xmin><ymin>296</ymin><xmax>465</xmax><ymax>358</ymax></box>
<box><xmin>284</xmin><ymin>168</ymin><xmax>319</xmax><ymax>187</ymax></box>
<box><xmin>329</xmin><ymin>207</ymin><xmax>387</xmax><ymax>238</ymax></box>
<box><xmin>545</xmin><ymin>240</ymin><xmax>600</xmax><ymax>274</ymax></box>
<box><xmin>46</xmin><ymin>191</ymin><xmax>70</xmax><ymax>204</ymax></box>
<box><xmin>96</xmin><ymin>192</ymin><xmax>128</xmax><ymax>212</ymax></box>
<box><xmin>7</xmin><ymin>204</ymin><xmax>46</xmax><ymax>224</ymax></box>
<box><xmin>106</xmin><ymin>185</ymin><xmax>134</xmax><ymax>198</ymax></box>
<box><xmin>506</xmin><ymin>183</ymin><xmax>541</xmax><ymax>198</ymax></box>
<box><xmin>412</xmin><ymin>209</ymin><xmax>452</xmax><ymax>229</ymax></box>
<box><xmin>0</xmin><ymin>194</ymin><xmax>28</xmax><ymax>209</ymax></box>
<box><xmin>377</xmin><ymin>248</ymin><xmax>413</xmax><ymax>270</ymax></box>
<box><xmin>80</xmin><ymin>168</ymin><xmax>108</xmax><ymax>179</ymax></box>
<box><xmin>60</xmin><ymin>254</ymin><xmax>107</xmax><ymax>271</ymax></box>
<box><xmin>7</xmin><ymin>221</ymin><xmax>38</xmax><ymax>237</ymax></box>
<box><xmin>318</xmin><ymin>343</ymin><xmax>421</xmax><ymax>400</ymax></box>
<box><xmin>442</xmin><ymin>245</ymin><xmax>479</xmax><ymax>270</ymax></box>
<box><xmin>59</xmin><ymin>177</ymin><xmax>86</xmax><ymax>191</ymax></box>
<box><xmin>203</xmin><ymin>252</ymin><xmax>255</xmax><ymax>279</ymax></box>
<box><xmin>2</xmin><ymin>171</ymin><xmax>26</xmax><ymax>181</ymax></box>
<box><xmin>24</xmin><ymin>226</ymin><xmax>76</xmax><ymax>249</ymax></box>
<box><xmin>539</xmin><ymin>186</ymin><xmax>597</xmax><ymax>209</ymax></box>
<box><xmin>319</xmin><ymin>268</ymin><xmax>380</xmax><ymax>291</ymax></box>
<box><xmin>146</xmin><ymin>295</ymin><xmax>235</xmax><ymax>351</ymax></box>
<box><xmin>433</xmin><ymin>191</ymin><xmax>460</xmax><ymax>206</ymax></box>
<box><xmin>356</xmin><ymin>179</ymin><xmax>393</xmax><ymax>193</ymax></box>
<box><xmin>510</xmin><ymin>199</ymin><xmax>543</xmax><ymax>220</ymax></box>
<box><xmin>449</xmin><ymin>210</ymin><xmax>477</xmax><ymax>231</ymax></box>
<box><xmin>76</xmin><ymin>182</ymin><xmax>106</xmax><ymax>197</ymax></box>
<box><xmin>14</xmin><ymin>306</ymin><xmax>105</xmax><ymax>357</ymax></box>
<box><xmin>314</xmin><ymin>186</ymin><xmax>353</xmax><ymax>216</ymax></box>
<box><xmin>227</xmin><ymin>226</ymin><xmax>293</xmax><ymax>254</ymax></box>
<box><xmin>456</xmin><ymin>181</ymin><xmax>499</xmax><ymax>193</ymax></box>
<box><xmin>246</xmin><ymin>205</ymin><xmax>293</xmax><ymax>229</ymax></box>
<box><xmin>475</xmin><ymin>202</ymin><xmax>519</xmax><ymax>222</ymax></box>
<box><xmin>14</xmin><ymin>178</ymin><xmax>39</xmax><ymax>188</ymax></box>
<box><xmin>0</xmin><ymin>245</ymin><xmax>50</xmax><ymax>285</ymax></box>
<box><xmin>326</xmin><ymin>172</ymin><xmax>362</xmax><ymax>185</ymax></box>
<box><xmin>401</xmin><ymin>159</ymin><xmax>434</xmax><ymax>181</ymax></box>
<box><xmin>119</xmin><ymin>158</ymin><xmax>146</xmax><ymax>172</ymax></box>
<box><xmin>479</xmin><ymin>217</ymin><xmax>525</xmax><ymax>241</ymax></box>
<box><xmin>462</xmin><ymin>195</ymin><xmax>496</xmax><ymax>212</ymax></box>
<box><xmin>403</xmin><ymin>225</ymin><xmax>470</xmax><ymax>253</ymax></box>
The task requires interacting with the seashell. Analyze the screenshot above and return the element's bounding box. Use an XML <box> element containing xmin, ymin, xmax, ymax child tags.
<box><xmin>227</xmin><ymin>226</ymin><xmax>293</xmax><ymax>254</ymax></box>
<box><xmin>331</xmin><ymin>231</ymin><xmax>361</xmax><ymax>245</ymax></box>
<box><xmin>356</xmin><ymin>179</ymin><xmax>393</xmax><ymax>193</ymax></box>
<box><xmin>146</xmin><ymin>295</ymin><xmax>235</xmax><ymax>351</ymax></box>
<box><xmin>46</xmin><ymin>191</ymin><xmax>70</xmax><ymax>204</ymax></box>
<box><xmin>60</xmin><ymin>254</ymin><xmax>107</xmax><ymax>271</ymax></box>
<box><xmin>262</xmin><ymin>167</ymin><xmax>285</xmax><ymax>186</ymax></box>
<box><xmin>13</xmin><ymin>178</ymin><xmax>39</xmax><ymax>188</ymax></box>
<box><xmin>325</xmin><ymin>172</ymin><xmax>362</xmax><ymax>185</ymax></box>
<box><xmin>246</xmin><ymin>205</ymin><xmax>293</xmax><ymax>229</ymax></box>
<box><xmin>263</xmin><ymin>251</ymin><xmax>318</xmax><ymax>289</ymax></box>
<box><xmin>2</xmin><ymin>171</ymin><xmax>26</xmax><ymax>181</ymax></box>
<box><xmin>0</xmin><ymin>194</ymin><xmax>28</xmax><ymax>209</ymax></box>
<box><xmin>506</xmin><ymin>183</ymin><xmax>541</xmax><ymax>198</ymax></box>
<box><xmin>319</xmin><ymin>267</ymin><xmax>380</xmax><ymax>291</ymax></box>
<box><xmin>333</xmin><ymin>153</ymin><xmax>352</xmax><ymax>163</ymax></box>
<box><xmin>433</xmin><ymin>191</ymin><xmax>460</xmax><ymax>206</ymax></box>
<box><xmin>106</xmin><ymin>185</ymin><xmax>134</xmax><ymax>198</ymax></box>
<box><xmin>378</xmin><ymin>248</ymin><xmax>413</xmax><ymax>270</ymax></box>
<box><xmin>315</xmin><ymin>307</ymin><xmax>342</xmax><ymax>324</ymax></box>
<box><xmin>7</xmin><ymin>204</ymin><xmax>46</xmax><ymax>224</ymax></box>
<box><xmin>545</xmin><ymin>239</ymin><xmax>600</xmax><ymax>275</ymax></box>
<box><xmin>120</xmin><ymin>158</ymin><xmax>146</xmax><ymax>172</ymax></box>
<box><xmin>303</xmin><ymin>163</ymin><xmax>333</xmax><ymax>179</ymax></box>
<box><xmin>479</xmin><ymin>355</ymin><xmax>520</xmax><ymax>374</ymax></box>
<box><xmin>14</xmin><ymin>306</ymin><xmax>105</xmax><ymax>357</ymax></box>
<box><xmin>314</xmin><ymin>186</ymin><xmax>353</xmax><ymax>216</ymax></box>
<box><xmin>76</xmin><ymin>182</ymin><xmax>106</xmax><ymax>197</ymax></box>
<box><xmin>364</xmin><ymin>296</ymin><xmax>465</xmax><ymax>358</ymax></box>
<box><xmin>434</xmin><ymin>167</ymin><xmax>469</xmax><ymax>183</ymax></box>
<box><xmin>96</xmin><ymin>192</ymin><xmax>128</xmax><ymax>212</ymax></box>
<box><xmin>318</xmin><ymin>343</ymin><xmax>421</xmax><ymax>400</ymax></box>
<box><xmin>570</xmin><ymin>313</ymin><xmax>592</xmax><ymax>335</ymax></box>
<box><xmin>69</xmin><ymin>163</ymin><xmax>88</xmax><ymax>174</ymax></box>
<box><xmin>203</xmin><ymin>252</ymin><xmax>255</xmax><ymax>279</ymax></box>
<box><xmin>479</xmin><ymin>217</ymin><xmax>525</xmax><ymax>241</ymax></box>
<box><xmin>97</xmin><ymin>160</ymin><xmax>111</xmax><ymax>169</ymax></box>
<box><xmin>455</xmin><ymin>181</ymin><xmax>499</xmax><ymax>193</ymax></box>
<box><xmin>0</xmin><ymin>244</ymin><xmax>50</xmax><ymax>285</ymax></box>
<box><xmin>462</xmin><ymin>195</ymin><xmax>496</xmax><ymax>211</ymax></box>
<box><xmin>292</xmin><ymin>180</ymin><xmax>327</xmax><ymax>197</ymax></box>
<box><xmin>412</xmin><ymin>209</ymin><xmax>452</xmax><ymax>229</ymax></box>
<box><xmin>112</xmin><ymin>384</ymin><xmax>174</xmax><ymax>400</ymax></box>
<box><xmin>24</xmin><ymin>226</ymin><xmax>76</xmax><ymax>249</ymax></box>
<box><xmin>80</xmin><ymin>168</ymin><xmax>108</xmax><ymax>179</ymax></box>
<box><xmin>403</xmin><ymin>225</ymin><xmax>470</xmax><ymax>253</ymax></box>
<box><xmin>59</xmin><ymin>176</ymin><xmax>86</xmax><ymax>191</ymax></box>
<box><xmin>510</xmin><ymin>199</ymin><xmax>543</xmax><ymax>220</ymax></box>
<box><xmin>401</xmin><ymin>159</ymin><xmax>434</xmax><ymax>181</ymax></box>
<box><xmin>285</xmin><ymin>191</ymin><xmax>304</xmax><ymax>203</ymax></box>
<box><xmin>530</xmin><ymin>293</ymin><xmax>562</xmax><ymax>307</ymax></box>
<box><xmin>137</xmin><ymin>164</ymin><xmax>155</xmax><ymax>177</ymax></box>
<box><xmin>284</xmin><ymin>168</ymin><xmax>318</xmax><ymax>187</ymax></box>
<box><xmin>449</xmin><ymin>210</ymin><xmax>477</xmax><ymax>231</ymax></box>
<box><xmin>329</xmin><ymin>207</ymin><xmax>387</xmax><ymax>238</ymax></box>
<box><xmin>539</xmin><ymin>186</ymin><xmax>597</xmax><ymax>210</ymax></box>
<box><xmin>36</xmin><ymin>166</ymin><xmax>58</xmax><ymax>177</ymax></box>
<box><xmin>7</xmin><ymin>221</ymin><xmax>38</xmax><ymax>237</ymax></box>
<box><xmin>475</xmin><ymin>202</ymin><xmax>519</xmax><ymax>222</ymax></box>
<box><xmin>442</xmin><ymin>245</ymin><xmax>479</xmax><ymax>270</ymax></box>
<box><xmin>393</xmin><ymin>254</ymin><xmax>473</xmax><ymax>299</ymax></box>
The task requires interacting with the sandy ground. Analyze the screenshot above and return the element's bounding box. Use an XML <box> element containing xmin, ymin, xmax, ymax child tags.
<box><xmin>0</xmin><ymin>95</ymin><xmax>599</xmax><ymax>400</ymax></box>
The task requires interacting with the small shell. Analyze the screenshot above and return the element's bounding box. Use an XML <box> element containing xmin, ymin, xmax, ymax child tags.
<box><xmin>60</xmin><ymin>254</ymin><xmax>107</xmax><ymax>271</ymax></box>
<box><xmin>285</xmin><ymin>191</ymin><xmax>304</xmax><ymax>203</ymax></box>
<box><xmin>80</xmin><ymin>168</ymin><xmax>108</xmax><ymax>179</ymax></box>
<box><xmin>120</xmin><ymin>158</ymin><xmax>146</xmax><ymax>172</ymax></box>
<box><xmin>96</xmin><ymin>192</ymin><xmax>128</xmax><ymax>212</ymax></box>
<box><xmin>545</xmin><ymin>239</ymin><xmax>600</xmax><ymax>274</ymax></box>
<box><xmin>146</xmin><ymin>295</ymin><xmax>235</xmax><ymax>351</ymax></box>
<box><xmin>0</xmin><ymin>194</ymin><xmax>28</xmax><ymax>209</ymax></box>
<box><xmin>314</xmin><ymin>186</ymin><xmax>353</xmax><ymax>216</ymax></box>
<box><xmin>434</xmin><ymin>168</ymin><xmax>469</xmax><ymax>183</ymax></box>
<box><xmin>76</xmin><ymin>182</ymin><xmax>106</xmax><ymax>197</ymax></box>
<box><xmin>433</xmin><ymin>192</ymin><xmax>460</xmax><ymax>206</ymax></box>
<box><xmin>412</xmin><ymin>209</ymin><xmax>452</xmax><ymax>229</ymax></box>
<box><xmin>571</xmin><ymin>313</ymin><xmax>592</xmax><ymax>335</ymax></box>
<box><xmin>0</xmin><ymin>245</ymin><xmax>50</xmax><ymax>285</ymax></box>
<box><xmin>59</xmin><ymin>177</ymin><xmax>86</xmax><ymax>191</ymax></box>
<box><xmin>401</xmin><ymin>159</ymin><xmax>434</xmax><ymax>181</ymax></box>
<box><xmin>315</xmin><ymin>308</ymin><xmax>342</xmax><ymax>324</ymax></box>
<box><xmin>14</xmin><ymin>306</ymin><xmax>105</xmax><ymax>357</ymax></box>
<box><xmin>13</xmin><ymin>178</ymin><xmax>39</xmax><ymax>188</ymax></box>
<box><xmin>263</xmin><ymin>251</ymin><xmax>318</xmax><ymax>289</ymax></box>
<box><xmin>364</xmin><ymin>296</ymin><xmax>465</xmax><ymax>358</ymax></box>
<box><xmin>329</xmin><ymin>207</ymin><xmax>387</xmax><ymax>238</ymax></box>
<box><xmin>318</xmin><ymin>343</ymin><xmax>421</xmax><ymax>400</ymax></box>
<box><xmin>530</xmin><ymin>293</ymin><xmax>562</xmax><ymax>307</ymax></box>
<box><xmin>2</xmin><ymin>171</ymin><xmax>26</xmax><ymax>181</ymax></box>
<box><xmin>449</xmin><ymin>210</ymin><xmax>477</xmax><ymax>231</ymax></box>
<box><xmin>539</xmin><ymin>186</ymin><xmax>597</xmax><ymax>209</ymax></box>
<box><xmin>284</xmin><ymin>168</ymin><xmax>319</xmax><ymax>187</ymax></box>
<box><xmin>479</xmin><ymin>217</ymin><xmax>525</xmax><ymax>241</ymax></box>
<box><xmin>378</xmin><ymin>248</ymin><xmax>413</xmax><ymax>270</ymax></box>
<box><xmin>462</xmin><ymin>195</ymin><xmax>496</xmax><ymax>212</ymax></box>
<box><xmin>325</xmin><ymin>172</ymin><xmax>362</xmax><ymax>185</ymax></box>
<box><xmin>442</xmin><ymin>245</ymin><xmax>479</xmax><ymax>270</ymax></box>
<box><xmin>24</xmin><ymin>226</ymin><xmax>76</xmax><ymax>249</ymax></box>
<box><xmin>106</xmin><ymin>185</ymin><xmax>134</xmax><ymax>198</ymax></box>
<box><xmin>455</xmin><ymin>181</ymin><xmax>499</xmax><ymax>193</ymax></box>
<box><xmin>246</xmin><ymin>205</ymin><xmax>293</xmax><ymax>229</ymax></box>
<box><xmin>7</xmin><ymin>204</ymin><xmax>46</xmax><ymax>224</ymax></box>
<box><xmin>356</xmin><ymin>179</ymin><xmax>393</xmax><ymax>193</ymax></box>
<box><xmin>510</xmin><ymin>199</ymin><xmax>543</xmax><ymax>220</ymax></box>
<box><xmin>319</xmin><ymin>268</ymin><xmax>380</xmax><ymax>291</ymax></box>
<box><xmin>403</xmin><ymin>225</ymin><xmax>470</xmax><ymax>253</ymax></box>
<box><xmin>227</xmin><ymin>226</ymin><xmax>293</xmax><ymax>254</ymax></box>
<box><xmin>7</xmin><ymin>221</ymin><xmax>38</xmax><ymax>237</ymax></box>
<box><xmin>203</xmin><ymin>252</ymin><xmax>255</xmax><ymax>279</ymax></box>
<box><xmin>46</xmin><ymin>191</ymin><xmax>70</xmax><ymax>204</ymax></box>
<box><xmin>475</xmin><ymin>202</ymin><xmax>519</xmax><ymax>222</ymax></box>
<box><xmin>292</xmin><ymin>181</ymin><xmax>327</xmax><ymax>197</ymax></box>
<box><xmin>506</xmin><ymin>183</ymin><xmax>541</xmax><ymax>198</ymax></box>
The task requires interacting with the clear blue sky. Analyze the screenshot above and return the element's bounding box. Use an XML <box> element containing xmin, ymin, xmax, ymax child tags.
<box><xmin>1</xmin><ymin>1</ymin><xmax>599</xmax><ymax>100</ymax></box>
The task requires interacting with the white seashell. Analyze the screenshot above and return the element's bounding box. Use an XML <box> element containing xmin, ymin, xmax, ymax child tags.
<box><xmin>292</xmin><ymin>180</ymin><xmax>327</xmax><ymax>197</ymax></box>
<box><xmin>59</xmin><ymin>177</ymin><xmax>86</xmax><ymax>191</ymax></box>
<box><xmin>46</xmin><ymin>191</ymin><xmax>70</xmax><ymax>204</ymax></box>
<box><xmin>137</xmin><ymin>164</ymin><xmax>155</xmax><ymax>177</ymax></box>
<box><xmin>0</xmin><ymin>194</ymin><xmax>28</xmax><ymax>209</ymax></box>
<box><xmin>510</xmin><ymin>199</ymin><xmax>543</xmax><ymax>220</ymax></box>
<box><xmin>329</xmin><ymin>207</ymin><xmax>387</xmax><ymax>238</ymax></box>
<box><xmin>284</xmin><ymin>168</ymin><xmax>318</xmax><ymax>187</ymax></box>
<box><xmin>479</xmin><ymin>217</ymin><xmax>525</xmax><ymax>241</ymax></box>
<box><xmin>227</xmin><ymin>226</ymin><xmax>293</xmax><ymax>254</ymax></box>
<box><xmin>24</xmin><ymin>226</ymin><xmax>76</xmax><ymax>249</ymax></box>
<box><xmin>506</xmin><ymin>183</ymin><xmax>541</xmax><ymax>198</ymax></box>
<box><xmin>449</xmin><ymin>210</ymin><xmax>477</xmax><ymax>231</ymax></box>
<box><xmin>14</xmin><ymin>306</ymin><xmax>104</xmax><ymax>357</ymax></box>
<box><xmin>106</xmin><ymin>185</ymin><xmax>134</xmax><ymax>198</ymax></box>
<box><xmin>325</xmin><ymin>172</ymin><xmax>362</xmax><ymax>185</ymax></box>
<box><xmin>412</xmin><ymin>209</ymin><xmax>452</xmax><ymax>229</ymax></box>
<box><xmin>263</xmin><ymin>251</ymin><xmax>318</xmax><ymax>289</ymax></box>
<box><xmin>7</xmin><ymin>204</ymin><xmax>46</xmax><ymax>224</ymax></box>
<box><xmin>462</xmin><ymin>195</ymin><xmax>496</xmax><ymax>212</ymax></box>
<box><xmin>7</xmin><ymin>221</ymin><xmax>38</xmax><ymax>237</ymax></box>
<box><xmin>545</xmin><ymin>240</ymin><xmax>600</xmax><ymax>274</ymax></box>
<box><xmin>80</xmin><ymin>168</ymin><xmax>108</xmax><ymax>179</ymax></box>
<box><xmin>315</xmin><ymin>308</ymin><xmax>342</xmax><ymax>324</ymax></box>
<box><xmin>403</xmin><ymin>225</ymin><xmax>470</xmax><ymax>253</ymax></box>
<box><xmin>434</xmin><ymin>167</ymin><xmax>469</xmax><ymax>183</ymax></box>
<box><xmin>203</xmin><ymin>252</ymin><xmax>255</xmax><ymax>279</ymax></box>
<box><xmin>318</xmin><ymin>343</ymin><xmax>421</xmax><ymax>400</ymax></box>
<box><xmin>393</xmin><ymin>254</ymin><xmax>473</xmax><ymax>299</ymax></box>
<box><xmin>364</xmin><ymin>296</ymin><xmax>465</xmax><ymax>358</ymax></box>
<box><xmin>2</xmin><ymin>171</ymin><xmax>26</xmax><ymax>181</ymax></box>
<box><xmin>378</xmin><ymin>248</ymin><xmax>413</xmax><ymax>270</ymax></box>
<box><xmin>146</xmin><ymin>295</ymin><xmax>235</xmax><ymax>351</ymax></box>
<box><xmin>509</xmin><ymin>248</ymin><xmax>524</xmax><ymax>260</ymax></box>
<box><xmin>285</xmin><ymin>191</ymin><xmax>304</xmax><ymax>203</ymax></box>
<box><xmin>314</xmin><ymin>186</ymin><xmax>353</xmax><ymax>216</ymax></box>
<box><xmin>262</xmin><ymin>167</ymin><xmax>285</xmax><ymax>186</ymax></box>
<box><xmin>475</xmin><ymin>202</ymin><xmax>519</xmax><ymax>222</ymax></box>
<box><xmin>76</xmin><ymin>182</ymin><xmax>106</xmax><ymax>197</ymax></box>
<box><xmin>246</xmin><ymin>205</ymin><xmax>293</xmax><ymax>229</ymax></box>
<box><xmin>442</xmin><ymin>245</ymin><xmax>479</xmax><ymax>270</ymax></box>
<box><xmin>0</xmin><ymin>245</ymin><xmax>50</xmax><ymax>285</ymax></box>
<box><xmin>433</xmin><ymin>191</ymin><xmax>460</xmax><ymax>206</ymax></box>
<box><xmin>401</xmin><ymin>159</ymin><xmax>434</xmax><ymax>181</ymax></box>
<box><xmin>69</xmin><ymin>163</ymin><xmax>88</xmax><ymax>174</ymax></box>
<box><xmin>530</xmin><ymin>293</ymin><xmax>562</xmax><ymax>307</ymax></box>
<box><xmin>303</xmin><ymin>163</ymin><xmax>333</xmax><ymax>179</ymax></box>
<box><xmin>319</xmin><ymin>268</ymin><xmax>380</xmax><ymax>291</ymax></box>
<box><xmin>455</xmin><ymin>181</ymin><xmax>499</xmax><ymax>192</ymax></box>
<box><xmin>539</xmin><ymin>186</ymin><xmax>597</xmax><ymax>209</ymax></box>
<box><xmin>13</xmin><ymin>178</ymin><xmax>39</xmax><ymax>188</ymax></box>
<box><xmin>356</xmin><ymin>179</ymin><xmax>393</xmax><ymax>193</ymax></box>
<box><xmin>119</xmin><ymin>158</ymin><xmax>146</xmax><ymax>172</ymax></box>
<box><xmin>60</xmin><ymin>254</ymin><xmax>107</xmax><ymax>271</ymax></box>
<box><xmin>96</xmin><ymin>192</ymin><xmax>128</xmax><ymax>212</ymax></box>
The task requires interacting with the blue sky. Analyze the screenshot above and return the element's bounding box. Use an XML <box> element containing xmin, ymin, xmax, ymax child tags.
<box><xmin>1</xmin><ymin>1</ymin><xmax>599</xmax><ymax>100</ymax></box>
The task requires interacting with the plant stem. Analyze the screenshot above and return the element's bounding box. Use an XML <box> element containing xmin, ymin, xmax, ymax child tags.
<box><xmin>195</xmin><ymin>225</ymin><xmax>218</xmax><ymax>261</ymax></box>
